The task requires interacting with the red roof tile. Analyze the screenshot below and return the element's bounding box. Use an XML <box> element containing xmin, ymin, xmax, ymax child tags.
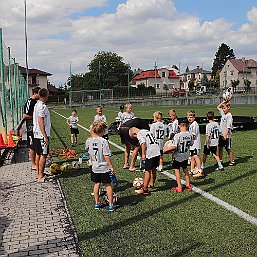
<box><xmin>168</xmin><ymin>70</ymin><xmax>179</xmax><ymax>78</ymax></box>
<box><xmin>229</xmin><ymin>58</ymin><xmax>257</xmax><ymax>73</ymax></box>
<box><xmin>134</xmin><ymin>69</ymin><xmax>179</xmax><ymax>80</ymax></box>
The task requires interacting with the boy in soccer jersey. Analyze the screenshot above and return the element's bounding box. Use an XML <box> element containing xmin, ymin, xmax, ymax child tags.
<box><xmin>87</xmin><ymin>121</ymin><xmax>115</xmax><ymax>212</ymax></box>
<box><xmin>67</xmin><ymin>110</ymin><xmax>79</xmax><ymax>146</ymax></box>
<box><xmin>94</xmin><ymin>106</ymin><xmax>109</xmax><ymax>141</ymax></box>
<box><xmin>117</xmin><ymin>105</ymin><xmax>124</xmax><ymax>130</ymax></box>
<box><xmin>150</xmin><ymin>111</ymin><xmax>165</xmax><ymax>171</ymax></box>
<box><xmin>167</xmin><ymin>109</ymin><xmax>179</xmax><ymax>140</ymax></box>
<box><xmin>129</xmin><ymin>127</ymin><xmax>160</xmax><ymax>194</ymax></box>
<box><xmin>187</xmin><ymin>110</ymin><xmax>203</xmax><ymax>177</ymax></box>
<box><xmin>217</xmin><ymin>101</ymin><xmax>235</xmax><ymax>166</ymax></box>
<box><xmin>164</xmin><ymin>119</ymin><xmax>193</xmax><ymax>193</ymax></box>
<box><xmin>198</xmin><ymin>111</ymin><xmax>224</xmax><ymax>177</ymax></box>
<box><xmin>120</xmin><ymin>103</ymin><xmax>135</xmax><ymax>126</ymax></box>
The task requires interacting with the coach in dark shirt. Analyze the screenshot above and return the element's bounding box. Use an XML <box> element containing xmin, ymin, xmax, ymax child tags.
<box><xmin>23</xmin><ymin>86</ymin><xmax>40</xmax><ymax>170</ymax></box>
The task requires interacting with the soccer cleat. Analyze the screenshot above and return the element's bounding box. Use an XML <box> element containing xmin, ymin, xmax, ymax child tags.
<box><xmin>171</xmin><ymin>187</ymin><xmax>183</xmax><ymax>193</ymax></box>
<box><xmin>185</xmin><ymin>185</ymin><xmax>193</xmax><ymax>191</ymax></box>
<box><xmin>193</xmin><ymin>172</ymin><xmax>204</xmax><ymax>179</ymax></box>
<box><xmin>229</xmin><ymin>160</ymin><xmax>235</xmax><ymax>166</ymax></box>
<box><xmin>216</xmin><ymin>165</ymin><xmax>224</xmax><ymax>171</ymax></box>
<box><xmin>94</xmin><ymin>203</ymin><xmax>104</xmax><ymax>209</ymax></box>
<box><xmin>108</xmin><ymin>205</ymin><xmax>116</xmax><ymax>212</ymax></box>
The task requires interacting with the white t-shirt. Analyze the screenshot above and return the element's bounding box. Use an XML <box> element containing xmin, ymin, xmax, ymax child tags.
<box><xmin>67</xmin><ymin>115</ymin><xmax>78</xmax><ymax>129</ymax></box>
<box><xmin>189</xmin><ymin>120</ymin><xmax>201</xmax><ymax>150</ymax></box>
<box><xmin>33</xmin><ymin>100</ymin><xmax>51</xmax><ymax>139</ymax></box>
<box><xmin>219</xmin><ymin>110</ymin><xmax>233</xmax><ymax>138</ymax></box>
<box><xmin>206</xmin><ymin>122</ymin><xmax>220</xmax><ymax>147</ymax></box>
<box><xmin>117</xmin><ymin>111</ymin><xmax>123</xmax><ymax>121</ymax></box>
<box><xmin>167</xmin><ymin>119</ymin><xmax>179</xmax><ymax>139</ymax></box>
<box><xmin>150</xmin><ymin>121</ymin><xmax>165</xmax><ymax>150</ymax></box>
<box><xmin>137</xmin><ymin>129</ymin><xmax>160</xmax><ymax>159</ymax></box>
<box><xmin>121</xmin><ymin>112</ymin><xmax>135</xmax><ymax>124</ymax></box>
<box><xmin>94</xmin><ymin>114</ymin><xmax>108</xmax><ymax>135</ymax></box>
<box><xmin>172</xmin><ymin>131</ymin><xmax>193</xmax><ymax>162</ymax></box>
<box><xmin>87</xmin><ymin>136</ymin><xmax>110</xmax><ymax>173</ymax></box>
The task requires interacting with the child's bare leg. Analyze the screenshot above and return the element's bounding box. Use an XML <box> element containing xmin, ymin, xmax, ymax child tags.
<box><xmin>202</xmin><ymin>153</ymin><xmax>207</xmax><ymax>165</ymax></box>
<box><xmin>190</xmin><ymin>157</ymin><xmax>195</xmax><ymax>171</ymax></box>
<box><xmin>159</xmin><ymin>156</ymin><xmax>163</xmax><ymax>168</ymax></box>
<box><xmin>194</xmin><ymin>155</ymin><xmax>201</xmax><ymax>170</ymax></box>
<box><xmin>174</xmin><ymin>169</ymin><xmax>182</xmax><ymax>188</ymax></box>
<box><xmin>105</xmin><ymin>183</ymin><xmax>113</xmax><ymax>206</ymax></box>
<box><xmin>227</xmin><ymin>149</ymin><xmax>234</xmax><ymax>162</ymax></box>
<box><xmin>74</xmin><ymin>134</ymin><xmax>77</xmax><ymax>144</ymax></box>
<box><xmin>213</xmin><ymin>153</ymin><xmax>223</xmax><ymax>169</ymax></box>
<box><xmin>143</xmin><ymin>170</ymin><xmax>151</xmax><ymax>190</ymax></box>
<box><xmin>71</xmin><ymin>134</ymin><xmax>74</xmax><ymax>145</ymax></box>
<box><xmin>184</xmin><ymin>168</ymin><xmax>191</xmax><ymax>187</ymax></box>
<box><xmin>149</xmin><ymin>169</ymin><xmax>157</xmax><ymax>187</ymax></box>
<box><xmin>93</xmin><ymin>183</ymin><xmax>101</xmax><ymax>203</ymax></box>
<box><xmin>124</xmin><ymin>145</ymin><xmax>130</xmax><ymax>167</ymax></box>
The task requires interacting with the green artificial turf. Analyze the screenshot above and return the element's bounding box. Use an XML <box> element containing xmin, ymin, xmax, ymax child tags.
<box><xmin>50</xmin><ymin>104</ymin><xmax>257</xmax><ymax>257</ymax></box>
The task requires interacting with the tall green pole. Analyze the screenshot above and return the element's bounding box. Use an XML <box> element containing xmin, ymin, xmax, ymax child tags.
<box><xmin>8</xmin><ymin>47</ymin><xmax>14</xmax><ymax>129</ymax></box>
<box><xmin>0</xmin><ymin>28</ymin><xmax>7</xmax><ymax>129</ymax></box>
<box><xmin>99</xmin><ymin>61</ymin><xmax>101</xmax><ymax>104</ymax></box>
<box><xmin>69</xmin><ymin>61</ymin><xmax>72</xmax><ymax>89</ymax></box>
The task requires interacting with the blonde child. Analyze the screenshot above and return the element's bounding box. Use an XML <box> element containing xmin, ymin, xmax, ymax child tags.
<box><xmin>129</xmin><ymin>127</ymin><xmax>160</xmax><ymax>194</ymax></box>
<box><xmin>187</xmin><ymin>110</ymin><xmax>203</xmax><ymax>177</ymax></box>
<box><xmin>167</xmin><ymin>109</ymin><xmax>179</xmax><ymax>140</ymax></box>
<box><xmin>150</xmin><ymin>111</ymin><xmax>165</xmax><ymax>171</ymax></box>
<box><xmin>200</xmin><ymin>111</ymin><xmax>224</xmax><ymax>175</ymax></box>
<box><xmin>217</xmin><ymin>101</ymin><xmax>235</xmax><ymax>165</ymax></box>
<box><xmin>87</xmin><ymin>121</ymin><xmax>115</xmax><ymax>212</ymax></box>
<box><xmin>94</xmin><ymin>106</ymin><xmax>109</xmax><ymax>140</ymax></box>
<box><xmin>120</xmin><ymin>103</ymin><xmax>135</xmax><ymax>126</ymax></box>
<box><xmin>67</xmin><ymin>110</ymin><xmax>79</xmax><ymax>146</ymax></box>
<box><xmin>164</xmin><ymin>119</ymin><xmax>193</xmax><ymax>192</ymax></box>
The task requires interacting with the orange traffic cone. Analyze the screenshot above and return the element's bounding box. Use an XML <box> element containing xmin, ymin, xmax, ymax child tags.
<box><xmin>7</xmin><ymin>132</ymin><xmax>15</xmax><ymax>148</ymax></box>
<box><xmin>0</xmin><ymin>134</ymin><xmax>6</xmax><ymax>148</ymax></box>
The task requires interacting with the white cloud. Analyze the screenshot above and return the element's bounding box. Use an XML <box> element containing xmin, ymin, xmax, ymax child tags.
<box><xmin>1</xmin><ymin>0</ymin><xmax>257</xmax><ymax>84</ymax></box>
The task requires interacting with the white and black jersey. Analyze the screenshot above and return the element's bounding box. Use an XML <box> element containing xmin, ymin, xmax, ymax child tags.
<box><xmin>24</xmin><ymin>98</ymin><xmax>37</xmax><ymax>133</ymax></box>
<box><xmin>219</xmin><ymin>110</ymin><xmax>233</xmax><ymax>138</ymax></box>
<box><xmin>167</xmin><ymin>119</ymin><xmax>179</xmax><ymax>139</ymax></box>
<box><xmin>189</xmin><ymin>120</ymin><xmax>201</xmax><ymax>150</ymax></box>
<box><xmin>150</xmin><ymin>121</ymin><xmax>165</xmax><ymax>150</ymax></box>
<box><xmin>67</xmin><ymin>116</ymin><xmax>79</xmax><ymax>129</ymax></box>
<box><xmin>121</xmin><ymin>112</ymin><xmax>135</xmax><ymax>124</ymax></box>
<box><xmin>137</xmin><ymin>129</ymin><xmax>160</xmax><ymax>159</ymax></box>
<box><xmin>206</xmin><ymin>122</ymin><xmax>220</xmax><ymax>147</ymax></box>
<box><xmin>33</xmin><ymin>100</ymin><xmax>51</xmax><ymax>139</ymax></box>
<box><xmin>94</xmin><ymin>114</ymin><xmax>108</xmax><ymax>135</ymax></box>
<box><xmin>87</xmin><ymin>136</ymin><xmax>110</xmax><ymax>173</ymax></box>
<box><xmin>172</xmin><ymin>131</ymin><xmax>193</xmax><ymax>162</ymax></box>
<box><xmin>117</xmin><ymin>111</ymin><xmax>123</xmax><ymax>122</ymax></box>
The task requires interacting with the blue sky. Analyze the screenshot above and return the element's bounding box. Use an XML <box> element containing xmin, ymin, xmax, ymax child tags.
<box><xmin>72</xmin><ymin>0</ymin><xmax>257</xmax><ymax>29</ymax></box>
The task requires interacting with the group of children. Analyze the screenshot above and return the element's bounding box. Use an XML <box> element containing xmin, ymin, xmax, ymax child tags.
<box><xmin>66</xmin><ymin>101</ymin><xmax>235</xmax><ymax>211</ymax></box>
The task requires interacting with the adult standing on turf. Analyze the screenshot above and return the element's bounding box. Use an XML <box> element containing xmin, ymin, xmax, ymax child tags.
<box><xmin>33</xmin><ymin>88</ymin><xmax>51</xmax><ymax>182</ymax></box>
<box><xmin>119</xmin><ymin>118</ymin><xmax>149</xmax><ymax>171</ymax></box>
<box><xmin>23</xmin><ymin>86</ymin><xmax>41</xmax><ymax>170</ymax></box>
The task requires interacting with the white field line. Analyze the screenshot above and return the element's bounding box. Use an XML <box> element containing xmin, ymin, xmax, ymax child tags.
<box><xmin>52</xmin><ymin>110</ymin><xmax>257</xmax><ymax>226</ymax></box>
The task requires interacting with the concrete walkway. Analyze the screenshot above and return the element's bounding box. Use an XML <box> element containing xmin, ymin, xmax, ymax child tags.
<box><xmin>0</xmin><ymin>147</ymin><xmax>81</xmax><ymax>257</ymax></box>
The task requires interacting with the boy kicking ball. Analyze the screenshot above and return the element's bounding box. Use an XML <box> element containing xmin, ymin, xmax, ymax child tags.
<box><xmin>164</xmin><ymin>119</ymin><xmax>193</xmax><ymax>193</ymax></box>
<box><xmin>87</xmin><ymin>121</ymin><xmax>115</xmax><ymax>212</ymax></box>
<box><xmin>129</xmin><ymin>127</ymin><xmax>160</xmax><ymax>194</ymax></box>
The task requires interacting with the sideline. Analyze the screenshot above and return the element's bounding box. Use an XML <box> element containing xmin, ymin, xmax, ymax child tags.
<box><xmin>52</xmin><ymin>110</ymin><xmax>257</xmax><ymax>226</ymax></box>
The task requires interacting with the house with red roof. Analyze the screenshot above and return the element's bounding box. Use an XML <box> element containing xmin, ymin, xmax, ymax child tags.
<box><xmin>219</xmin><ymin>58</ymin><xmax>257</xmax><ymax>91</ymax></box>
<box><xmin>19</xmin><ymin>66</ymin><xmax>52</xmax><ymax>95</ymax></box>
<box><xmin>131</xmin><ymin>67</ymin><xmax>180</xmax><ymax>93</ymax></box>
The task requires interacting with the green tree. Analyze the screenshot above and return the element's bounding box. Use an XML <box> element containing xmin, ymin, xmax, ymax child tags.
<box><xmin>88</xmin><ymin>51</ymin><xmax>132</xmax><ymax>89</ymax></box>
<box><xmin>211</xmin><ymin>43</ymin><xmax>235</xmax><ymax>77</ymax></box>
<box><xmin>201</xmin><ymin>74</ymin><xmax>210</xmax><ymax>88</ymax></box>
<box><xmin>231</xmin><ymin>79</ymin><xmax>240</xmax><ymax>92</ymax></box>
<box><xmin>244</xmin><ymin>79</ymin><xmax>251</xmax><ymax>93</ymax></box>
<box><xmin>163</xmin><ymin>84</ymin><xmax>169</xmax><ymax>97</ymax></box>
<box><xmin>185</xmin><ymin>66</ymin><xmax>189</xmax><ymax>73</ymax></box>
<box><xmin>188</xmin><ymin>81</ymin><xmax>195</xmax><ymax>92</ymax></box>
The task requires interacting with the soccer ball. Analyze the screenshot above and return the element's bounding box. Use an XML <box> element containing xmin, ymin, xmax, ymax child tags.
<box><xmin>71</xmin><ymin>161</ymin><xmax>80</xmax><ymax>170</ymax></box>
<box><xmin>50</xmin><ymin>163</ymin><xmax>60</xmax><ymax>174</ymax></box>
<box><xmin>103</xmin><ymin>192</ymin><xmax>118</xmax><ymax>205</ymax></box>
<box><xmin>133</xmin><ymin>177</ymin><xmax>144</xmax><ymax>189</ymax></box>
<box><xmin>223</xmin><ymin>90</ymin><xmax>232</xmax><ymax>102</ymax></box>
<box><xmin>163</xmin><ymin>140</ymin><xmax>174</xmax><ymax>153</ymax></box>
<box><xmin>46</xmin><ymin>158</ymin><xmax>54</xmax><ymax>167</ymax></box>
<box><xmin>60</xmin><ymin>162</ymin><xmax>71</xmax><ymax>172</ymax></box>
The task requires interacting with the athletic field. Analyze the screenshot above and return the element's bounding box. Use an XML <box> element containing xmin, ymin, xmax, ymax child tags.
<box><xmin>50</xmin><ymin>104</ymin><xmax>257</xmax><ymax>257</ymax></box>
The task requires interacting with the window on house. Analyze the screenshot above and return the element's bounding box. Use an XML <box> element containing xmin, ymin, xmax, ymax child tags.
<box><xmin>169</xmin><ymin>83</ymin><xmax>174</xmax><ymax>89</ymax></box>
<box><xmin>199</xmin><ymin>74</ymin><xmax>201</xmax><ymax>80</ymax></box>
<box><xmin>230</xmin><ymin>70</ymin><xmax>234</xmax><ymax>75</ymax></box>
<box><xmin>32</xmin><ymin>75</ymin><xmax>37</xmax><ymax>84</ymax></box>
<box><xmin>154</xmin><ymin>84</ymin><xmax>160</xmax><ymax>89</ymax></box>
<box><xmin>162</xmin><ymin>72</ymin><xmax>166</xmax><ymax>78</ymax></box>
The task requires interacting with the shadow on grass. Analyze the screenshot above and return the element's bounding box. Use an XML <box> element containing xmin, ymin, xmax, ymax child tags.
<box><xmin>78</xmin><ymin>169</ymin><xmax>257</xmax><ymax>242</ymax></box>
<box><xmin>170</xmin><ymin>242</ymin><xmax>204</xmax><ymax>257</ymax></box>
<box><xmin>60</xmin><ymin>168</ymin><xmax>90</xmax><ymax>178</ymax></box>
<box><xmin>51</xmin><ymin>123</ymin><xmax>68</xmax><ymax>148</ymax></box>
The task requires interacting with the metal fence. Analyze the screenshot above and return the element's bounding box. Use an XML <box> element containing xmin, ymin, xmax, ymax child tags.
<box><xmin>0</xmin><ymin>28</ymin><xmax>28</xmax><ymax>131</ymax></box>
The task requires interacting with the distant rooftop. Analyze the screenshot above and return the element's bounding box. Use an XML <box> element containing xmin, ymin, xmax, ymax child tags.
<box><xmin>19</xmin><ymin>66</ymin><xmax>52</xmax><ymax>76</ymax></box>
<box><xmin>229</xmin><ymin>58</ymin><xmax>257</xmax><ymax>73</ymax></box>
<box><xmin>182</xmin><ymin>66</ymin><xmax>211</xmax><ymax>75</ymax></box>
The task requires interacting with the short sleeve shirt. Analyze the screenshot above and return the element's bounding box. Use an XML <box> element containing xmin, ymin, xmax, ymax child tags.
<box><xmin>189</xmin><ymin>121</ymin><xmax>201</xmax><ymax>150</ymax></box>
<box><xmin>172</xmin><ymin>131</ymin><xmax>193</xmax><ymax>162</ymax></box>
<box><xmin>206</xmin><ymin>122</ymin><xmax>220</xmax><ymax>147</ymax></box>
<box><xmin>167</xmin><ymin>119</ymin><xmax>179</xmax><ymax>139</ymax></box>
<box><xmin>137</xmin><ymin>129</ymin><xmax>160</xmax><ymax>159</ymax></box>
<box><xmin>150</xmin><ymin>121</ymin><xmax>165</xmax><ymax>150</ymax></box>
<box><xmin>33</xmin><ymin>100</ymin><xmax>51</xmax><ymax>138</ymax></box>
<box><xmin>87</xmin><ymin>136</ymin><xmax>110</xmax><ymax>173</ymax></box>
<box><xmin>67</xmin><ymin>116</ymin><xmax>78</xmax><ymax>129</ymax></box>
<box><xmin>24</xmin><ymin>98</ymin><xmax>37</xmax><ymax>133</ymax></box>
<box><xmin>121</xmin><ymin>112</ymin><xmax>135</xmax><ymax>124</ymax></box>
<box><xmin>219</xmin><ymin>110</ymin><xmax>233</xmax><ymax>138</ymax></box>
